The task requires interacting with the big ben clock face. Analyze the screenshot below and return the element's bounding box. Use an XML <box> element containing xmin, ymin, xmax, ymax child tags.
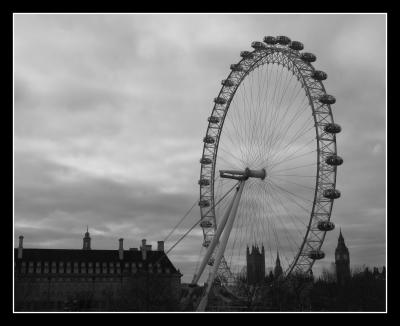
<box><xmin>343</xmin><ymin>254</ymin><xmax>348</xmax><ymax>260</ymax></box>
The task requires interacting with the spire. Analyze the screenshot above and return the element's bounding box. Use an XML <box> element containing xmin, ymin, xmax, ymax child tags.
<box><xmin>274</xmin><ymin>250</ymin><xmax>283</xmax><ymax>278</ymax></box>
<box><xmin>276</xmin><ymin>250</ymin><xmax>281</xmax><ymax>265</ymax></box>
<box><xmin>338</xmin><ymin>228</ymin><xmax>345</xmax><ymax>244</ymax></box>
<box><xmin>83</xmin><ymin>226</ymin><xmax>91</xmax><ymax>250</ymax></box>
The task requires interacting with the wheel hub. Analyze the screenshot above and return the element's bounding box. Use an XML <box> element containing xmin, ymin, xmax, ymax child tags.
<box><xmin>219</xmin><ymin>167</ymin><xmax>266</xmax><ymax>181</ymax></box>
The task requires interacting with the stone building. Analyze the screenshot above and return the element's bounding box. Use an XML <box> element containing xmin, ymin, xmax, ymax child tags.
<box><xmin>335</xmin><ymin>229</ymin><xmax>351</xmax><ymax>286</ymax></box>
<box><xmin>246</xmin><ymin>245</ymin><xmax>265</xmax><ymax>285</ymax></box>
<box><xmin>14</xmin><ymin>230</ymin><xmax>182</xmax><ymax>311</ymax></box>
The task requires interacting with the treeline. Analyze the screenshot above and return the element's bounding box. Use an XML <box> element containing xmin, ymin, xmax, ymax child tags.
<box><xmin>206</xmin><ymin>267</ymin><xmax>386</xmax><ymax>312</ymax></box>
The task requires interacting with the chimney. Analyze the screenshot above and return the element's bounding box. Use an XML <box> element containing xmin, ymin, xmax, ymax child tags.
<box><xmin>157</xmin><ymin>241</ymin><xmax>164</xmax><ymax>252</ymax></box>
<box><xmin>119</xmin><ymin>238</ymin><xmax>124</xmax><ymax>260</ymax></box>
<box><xmin>18</xmin><ymin>235</ymin><xmax>23</xmax><ymax>259</ymax></box>
<box><xmin>141</xmin><ymin>239</ymin><xmax>147</xmax><ymax>261</ymax></box>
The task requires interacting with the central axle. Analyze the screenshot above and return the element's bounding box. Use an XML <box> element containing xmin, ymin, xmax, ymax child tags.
<box><xmin>219</xmin><ymin>167</ymin><xmax>266</xmax><ymax>181</ymax></box>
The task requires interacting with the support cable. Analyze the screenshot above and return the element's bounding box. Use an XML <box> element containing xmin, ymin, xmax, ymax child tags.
<box><xmin>165</xmin><ymin>182</ymin><xmax>239</xmax><ymax>255</ymax></box>
<box><xmin>164</xmin><ymin>200</ymin><xmax>198</xmax><ymax>242</ymax></box>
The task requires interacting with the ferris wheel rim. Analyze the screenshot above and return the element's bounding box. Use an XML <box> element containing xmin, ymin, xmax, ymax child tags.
<box><xmin>198</xmin><ymin>39</ymin><xmax>340</xmax><ymax>281</ymax></box>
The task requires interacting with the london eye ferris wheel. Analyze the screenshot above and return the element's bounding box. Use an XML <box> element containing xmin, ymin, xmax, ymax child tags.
<box><xmin>191</xmin><ymin>35</ymin><xmax>343</xmax><ymax>307</ymax></box>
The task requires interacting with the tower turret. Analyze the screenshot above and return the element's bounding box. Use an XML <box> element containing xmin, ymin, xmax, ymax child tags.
<box><xmin>274</xmin><ymin>250</ymin><xmax>283</xmax><ymax>278</ymax></box>
<box><xmin>335</xmin><ymin>228</ymin><xmax>350</xmax><ymax>285</ymax></box>
<box><xmin>246</xmin><ymin>243</ymin><xmax>265</xmax><ymax>285</ymax></box>
<box><xmin>83</xmin><ymin>226</ymin><xmax>91</xmax><ymax>250</ymax></box>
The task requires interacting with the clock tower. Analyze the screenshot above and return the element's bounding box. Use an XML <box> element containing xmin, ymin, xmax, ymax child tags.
<box><xmin>335</xmin><ymin>229</ymin><xmax>350</xmax><ymax>285</ymax></box>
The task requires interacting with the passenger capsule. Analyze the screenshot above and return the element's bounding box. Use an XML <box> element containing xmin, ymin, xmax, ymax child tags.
<box><xmin>251</xmin><ymin>41</ymin><xmax>265</xmax><ymax>49</ymax></box>
<box><xmin>312</xmin><ymin>70</ymin><xmax>328</xmax><ymax>81</ymax></box>
<box><xmin>325</xmin><ymin>155</ymin><xmax>343</xmax><ymax>166</ymax></box>
<box><xmin>323</xmin><ymin>188</ymin><xmax>341</xmax><ymax>199</ymax></box>
<box><xmin>208</xmin><ymin>116</ymin><xmax>220</xmax><ymax>124</ymax></box>
<box><xmin>230</xmin><ymin>64</ymin><xmax>243</xmax><ymax>71</ymax></box>
<box><xmin>317</xmin><ymin>221</ymin><xmax>335</xmax><ymax>231</ymax></box>
<box><xmin>240</xmin><ymin>51</ymin><xmax>254</xmax><ymax>58</ymax></box>
<box><xmin>289</xmin><ymin>41</ymin><xmax>304</xmax><ymax>51</ymax></box>
<box><xmin>263</xmin><ymin>36</ymin><xmax>277</xmax><ymax>45</ymax></box>
<box><xmin>208</xmin><ymin>257</ymin><xmax>215</xmax><ymax>266</ymax></box>
<box><xmin>203</xmin><ymin>135</ymin><xmax>215</xmax><ymax>144</ymax></box>
<box><xmin>200</xmin><ymin>220</ymin><xmax>213</xmax><ymax>228</ymax></box>
<box><xmin>324</xmin><ymin>123</ymin><xmax>342</xmax><ymax>134</ymax></box>
<box><xmin>214</xmin><ymin>97</ymin><xmax>227</xmax><ymax>105</ymax></box>
<box><xmin>221</xmin><ymin>79</ymin><xmax>235</xmax><ymax>87</ymax></box>
<box><xmin>198</xmin><ymin>178</ymin><xmax>210</xmax><ymax>186</ymax></box>
<box><xmin>308</xmin><ymin>250</ymin><xmax>325</xmax><ymax>260</ymax></box>
<box><xmin>300</xmin><ymin>52</ymin><xmax>317</xmax><ymax>63</ymax></box>
<box><xmin>199</xmin><ymin>200</ymin><xmax>211</xmax><ymax>208</ymax></box>
<box><xmin>275</xmin><ymin>36</ymin><xmax>291</xmax><ymax>45</ymax></box>
<box><xmin>319</xmin><ymin>94</ymin><xmax>336</xmax><ymax>105</ymax></box>
<box><xmin>200</xmin><ymin>157</ymin><xmax>213</xmax><ymax>165</ymax></box>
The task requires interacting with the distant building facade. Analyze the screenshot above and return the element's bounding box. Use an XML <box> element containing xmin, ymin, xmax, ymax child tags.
<box><xmin>246</xmin><ymin>245</ymin><xmax>265</xmax><ymax>285</ymax></box>
<box><xmin>14</xmin><ymin>230</ymin><xmax>182</xmax><ymax>311</ymax></box>
<box><xmin>335</xmin><ymin>229</ymin><xmax>351</xmax><ymax>285</ymax></box>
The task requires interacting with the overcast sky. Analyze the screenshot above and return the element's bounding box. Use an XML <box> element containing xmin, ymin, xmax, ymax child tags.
<box><xmin>14</xmin><ymin>13</ymin><xmax>386</xmax><ymax>282</ymax></box>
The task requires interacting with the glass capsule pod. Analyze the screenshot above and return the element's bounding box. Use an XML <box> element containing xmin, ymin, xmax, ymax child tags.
<box><xmin>200</xmin><ymin>157</ymin><xmax>213</xmax><ymax>165</ymax></box>
<box><xmin>221</xmin><ymin>79</ymin><xmax>235</xmax><ymax>87</ymax></box>
<box><xmin>208</xmin><ymin>257</ymin><xmax>215</xmax><ymax>266</ymax></box>
<box><xmin>230</xmin><ymin>63</ymin><xmax>243</xmax><ymax>71</ymax></box>
<box><xmin>319</xmin><ymin>94</ymin><xmax>336</xmax><ymax>105</ymax></box>
<box><xmin>251</xmin><ymin>41</ymin><xmax>265</xmax><ymax>49</ymax></box>
<box><xmin>198</xmin><ymin>178</ymin><xmax>210</xmax><ymax>186</ymax></box>
<box><xmin>203</xmin><ymin>135</ymin><xmax>215</xmax><ymax>144</ymax></box>
<box><xmin>308</xmin><ymin>250</ymin><xmax>325</xmax><ymax>260</ymax></box>
<box><xmin>312</xmin><ymin>70</ymin><xmax>328</xmax><ymax>81</ymax></box>
<box><xmin>289</xmin><ymin>41</ymin><xmax>304</xmax><ymax>51</ymax></box>
<box><xmin>323</xmin><ymin>188</ymin><xmax>341</xmax><ymax>199</ymax></box>
<box><xmin>317</xmin><ymin>221</ymin><xmax>335</xmax><ymax>231</ymax></box>
<box><xmin>214</xmin><ymin>97</ymin><xmax>227</xmax><ymax>105</ymax></box>
<box><xmin>300</xmin><ymin>52</ymin><xmax>317</xmax><ymax>63</ymax></box>
<box><xmin>208</xmin><ymin>116</ymin><xmax>220</xmax><ymax>124</ymax></box>
<box><xmin>275</xmin><ymin>35</ymin><xmax>291</xmax><ymax>45</ymax></box>
<box><xmin>199</xmin><ymin>200</ymin><xmax>211</xmax><ymax>208</ymax></box>
<box><xmin>240</xmin><ymin>51</ymin><xmax>254</xmax><ymax>58</ymax></box>
<box><xmin>200</xmin><ymin>220</ymin><xmax>213</xmax><ymax>228</ymax></box>
<box><xmin>324</xmin><ymin>123</ymin><xmax>342</xmax><ymax>134</ymax></box>
<box><xmin>263</xmin><ymin>36</ymin><xmax>277</xmax><ymax>44</ymax></box>
<box><xmin>325</xmin><ymin>155</ymin><xmax>343</xmax><ymax>166</ymax></box>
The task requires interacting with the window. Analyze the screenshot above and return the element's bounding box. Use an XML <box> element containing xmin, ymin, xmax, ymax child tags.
<box><xmin>95</xmin><ymin>262</ymin><xmax>100</xmax><ymax>274</ymax></box>
<box><xmin>21</xmin><ymin>261</ymin><xmax>26</xmax><ymax>274</ymax></box>
<box><xmin>66</xmin><ymin>262</ymin><xmax>71</xmax><ymax>273</ymax></box>
<box><xmin>81</xmin><ymin>262</ymin><xmax>86</xmax><ymax>274</ymax></box>
<box><xmin>28</xmin><ymin>261</ymin><xmax>33</xmax><ymax>273</ymax></box>
<box><xmin>73</xmin><ymin>262</ymin><xmax>79</xmax><ymax>273</ymax></box>
<box><xmin>43</xmin><ymin>262</ymin><xmax>49</xmax><ymax>274</ymax></box>
<box><xmin>109</xmin><ymin>262</ymin><xmax>114</xmax><ymax>274</ymax></box>
<box><xmin>102</xmin><ymin>262</ymin><xmax>107</xmax><ymax>273</ymax></box>
<box><xmin>88</xmin><ymin>262</ymin><xmax>93</xmax><ymax>274</ymax></box>
<box><xmin>51</xmin><ymin>262</ymin><xmax>57</xmax><ymax>273</ymax></box>
<box><xmin>59</xmin><ymin>262</ymin><xmax>64</xmax><ymax>274</ymax></box>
